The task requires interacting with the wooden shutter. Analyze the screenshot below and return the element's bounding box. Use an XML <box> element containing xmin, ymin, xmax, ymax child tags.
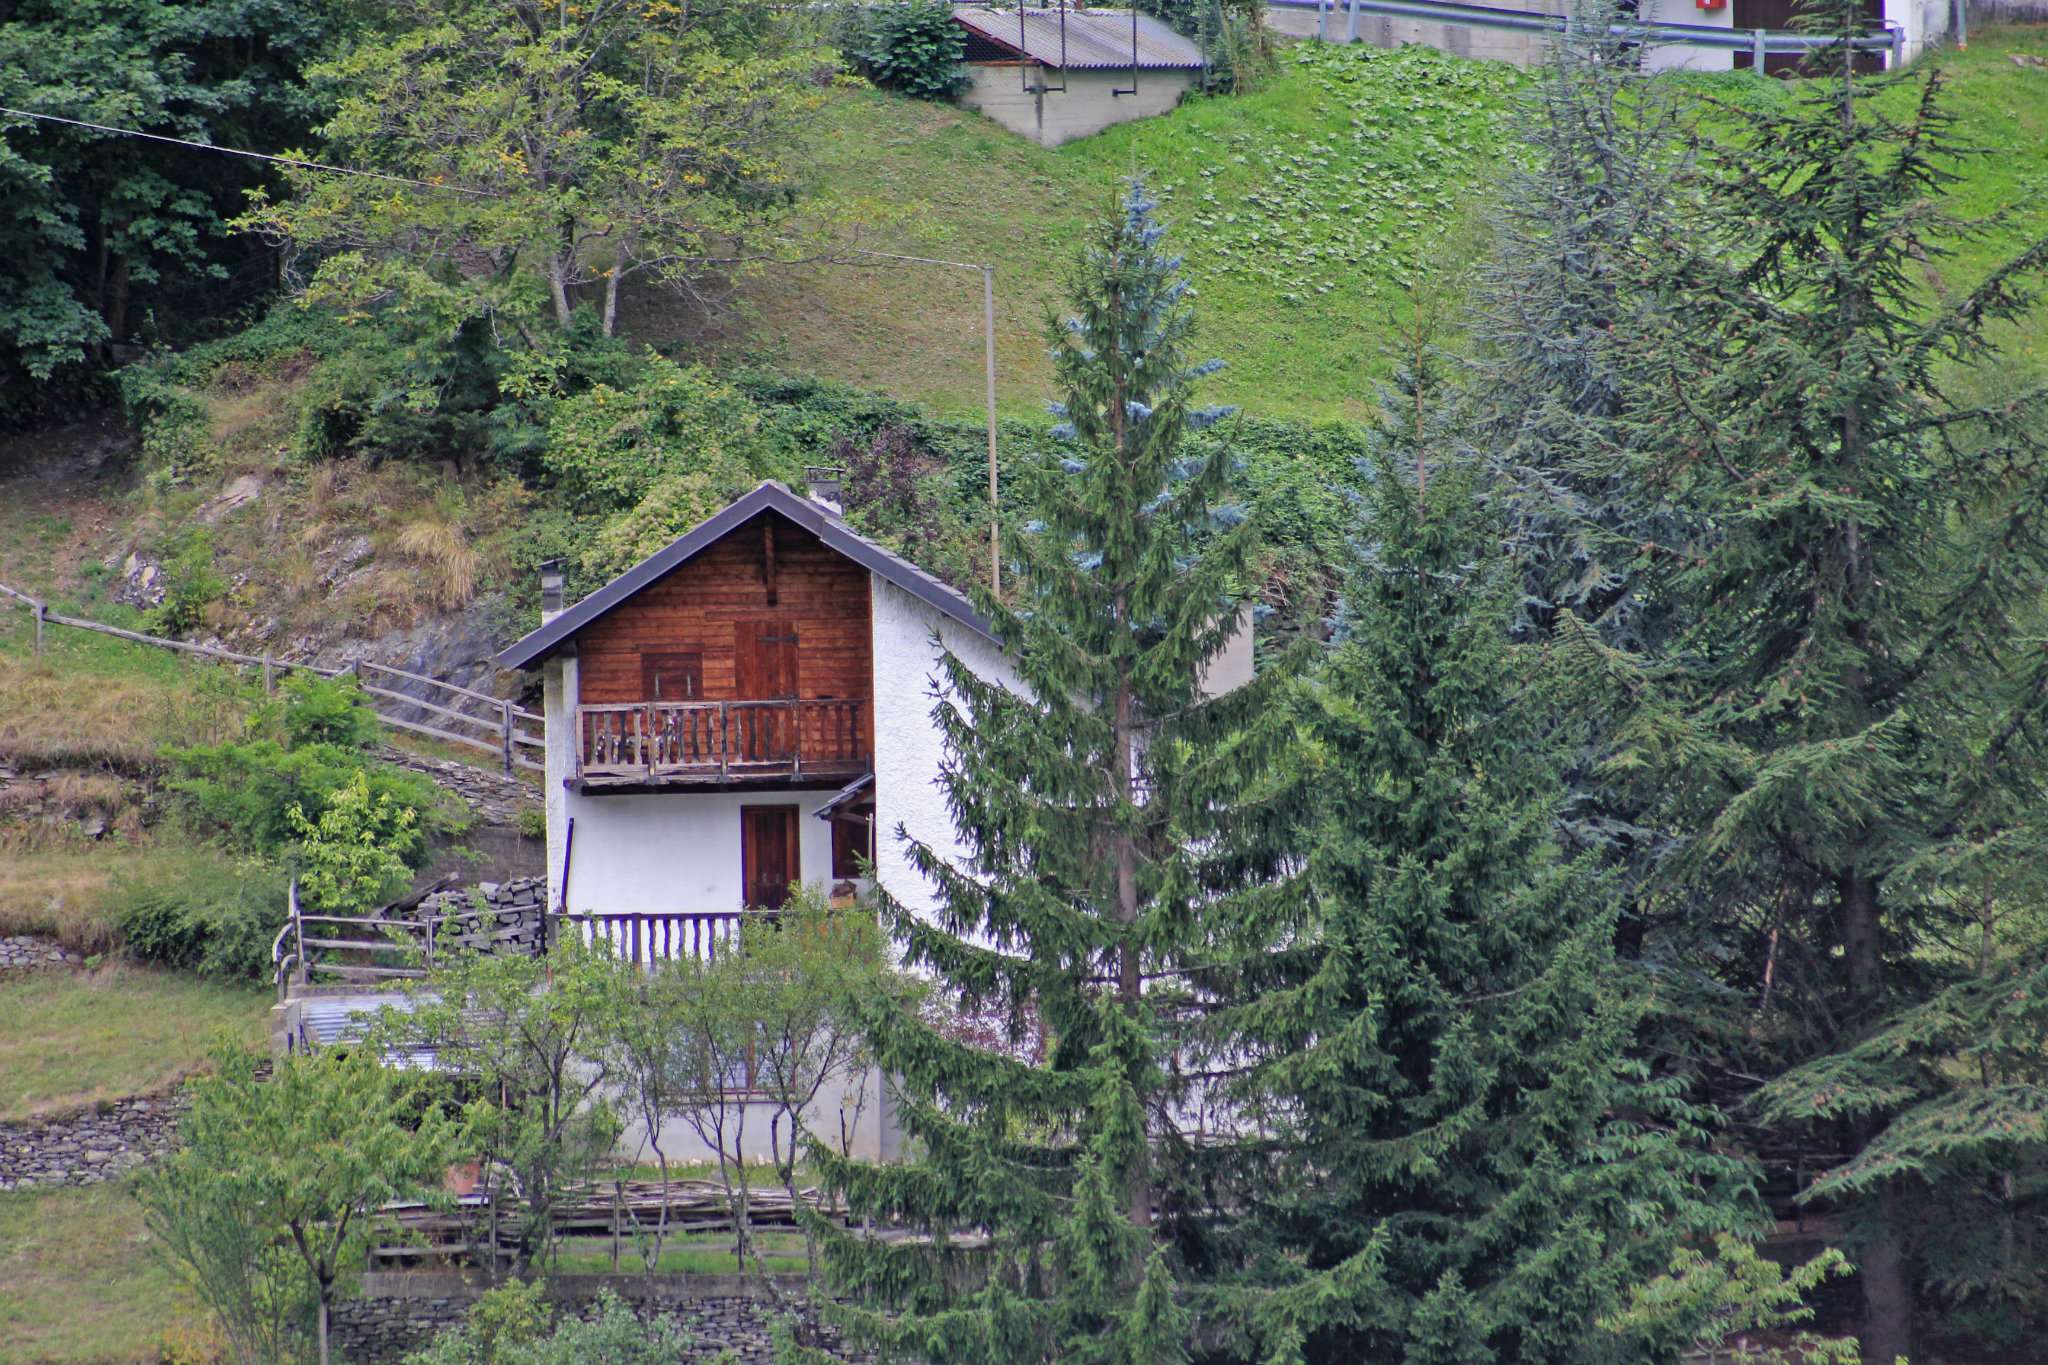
<box><xmin>734</xmin><ymin>622</ymin><xmax>799</xmax><ymax>763</ymax></box>
<box><xmin>741</xmin><ymin>805</ymin><xmax>800</xmax><ymax>909</ymax></box>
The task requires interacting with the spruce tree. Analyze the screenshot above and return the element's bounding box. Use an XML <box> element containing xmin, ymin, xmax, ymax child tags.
<box><xmin>1202</xmin><ymin>370</ymin><xmax>1745</xmax><ymax>1364</ymax></box>
<box><xmin>1602</xmin><ymin>7</ymin><xmax>2048</xmax><ymax>1357</ymax></box>
<box><xmin>806</xmin><ymin>181</ymin><xmax>1297</xmax><ymax>1363</ymax></box>
<box><xmin>1461</xmin><ymin>0</ymin><xmax>1692</xmax><ymax>654</ymax></box>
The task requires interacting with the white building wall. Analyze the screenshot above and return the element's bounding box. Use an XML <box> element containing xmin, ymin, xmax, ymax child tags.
<box><xmin>617</xmin><ymin>1065</ymin><xmax>889</xmax><ymax>1167</ymax></box>
<box><xmin>1640</xmin><ymin>0</ymin><xmax>1734</xmax><ymax>72</ymax></box>
<box><xmin>558</xmin><ymin>788</ymin><xmax>839</xmax><ymax>919</ymax></box>
<box><xmin>961</xmin><ymin>65</ymin><xmax>1198</xmax><ymax>148</ymax></box>
<box><xmin>868</xmin><ymin>577</ymin><xmax>1023</xmax><ymax>924</ymax></box>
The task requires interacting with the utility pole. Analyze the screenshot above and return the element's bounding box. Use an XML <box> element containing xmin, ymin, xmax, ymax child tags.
<box><xmin>984</xmin><ymin>264</ymin><xmax>1001</xmax><ymax>595</ymax></box>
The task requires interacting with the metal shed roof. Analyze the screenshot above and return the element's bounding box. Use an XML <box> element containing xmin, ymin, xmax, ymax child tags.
<box><xmin>953</xmin><ymin>6</ymin><xmax>1206</xmax><ymax>70</ymax></box>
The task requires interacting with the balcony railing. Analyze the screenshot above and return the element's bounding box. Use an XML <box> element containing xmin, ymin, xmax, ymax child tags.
<box><xmin>574</xmin><ymin>698</ymin><xmax>870</xmax><ymax>785</ymax></box>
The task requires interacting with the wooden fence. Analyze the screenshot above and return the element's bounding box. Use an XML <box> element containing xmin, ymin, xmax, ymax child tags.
<box><xmin>0</xmin><ymin>579</ymin><xmax>541</xmax><ymax>774</ymax></box>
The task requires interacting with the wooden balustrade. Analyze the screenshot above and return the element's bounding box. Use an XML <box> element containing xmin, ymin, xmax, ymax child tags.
<box><xmin>575</xmin><ymin>698</ymin><xmax>869</xmax><ymax>784</ymax></box>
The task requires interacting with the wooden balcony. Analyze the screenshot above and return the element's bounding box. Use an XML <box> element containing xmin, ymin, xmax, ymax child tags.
<box><xmin>573</xmin><ymin>698</ymin><xmax>870</xmax><ymax>788</ymax></box>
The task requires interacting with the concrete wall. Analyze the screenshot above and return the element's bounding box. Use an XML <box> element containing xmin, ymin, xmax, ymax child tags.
<box><xmin>618</xmin><ymin>1064</ymin><xmax>890</xmax><ymax>1167</ymax></box>
<box><xmin>960</xmin><ymin>64</ymin><xmax>1198</xmax><ymax>147</ymax></box>
<box><xmin>1269</xmin><ymin>0</ymin><xmax>1963</xmax><ymax>73</ymax></box>
<box><xmin>868</xmin><ymin>577</ymin><xmax>1024</xmax><ymax>925</ymax></box>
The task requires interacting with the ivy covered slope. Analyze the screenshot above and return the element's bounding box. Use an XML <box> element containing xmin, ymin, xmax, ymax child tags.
<box><xmin>639</xmin><ymin>31</ymin><xmax>2048</xmax><ymax>424</ymax></box>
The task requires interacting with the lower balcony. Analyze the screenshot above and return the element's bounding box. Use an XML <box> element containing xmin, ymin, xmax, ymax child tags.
<box><xmin>573</xmin><ymin>698</ymin><xmax>871</xmax><ymax>788</ymax></box>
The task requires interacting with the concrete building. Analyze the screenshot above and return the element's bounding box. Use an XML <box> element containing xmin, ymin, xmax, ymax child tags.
<box><xmin>952</xmin><ymin>6</ymin><xmax>1206</xmax><ymax>147</ymax></box>
<box><xmin>1265</xmin><ymin>0</ymin><xmax>1956</xmax><ymax>74</ymax></box>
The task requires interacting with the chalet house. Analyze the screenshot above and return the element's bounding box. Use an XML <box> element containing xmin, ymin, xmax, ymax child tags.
<box><xmin>492</xmin><ymin>477</ymin><xmax>1250</xmax><ymax>1159</ymax></box>
<box><xmin>951</xmin><ymin>5</ymin><xmax>1205</xmax><ymax>148</ymax></box>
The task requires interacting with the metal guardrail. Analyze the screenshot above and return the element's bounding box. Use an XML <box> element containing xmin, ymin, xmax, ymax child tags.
<box><xmin>1270</xmin><ymin>0</ymin><xmax>1907</xmax><ymax>69</ymax></box>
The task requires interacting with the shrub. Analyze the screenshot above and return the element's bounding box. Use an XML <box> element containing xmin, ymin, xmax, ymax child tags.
<box><xmin>403</xmin><ymin>1287</ymin><xmax>698</xmax><ymax>1365</ymax></box>
<box><xmin>853</xmin><ymin>0</ymin><xmax>968</xmax><ymax>102</ymax></box>
<box><xmin>582</xmin><ymin>469</ymin><xmax>748</xmax><ymax>580</ymax></box>
<box><xmin>165</xmin><ymin>739</ymin><xmax>454</xmax><ymax>859</ymax></box>
<box><xmin>271</xmin><ymin>672</ymin><xmax>382</xmax><ymax>751</ymax></box>
<box><xmin>539</xmin><ymin>356</ymin><xmax>769</xmax><ymax>513</ymax></box>
<box><xmin>115</xmin><ymin>853</ymin><xmax>283</xmax><ymax>981</ymax></box>
<box><xmin>147</xmin><ymin>529</ymin><xmax>227</xmax><ymax>636</ymax></box>
<box><xmin>287</xmin><ymin>771</ymin><xmax>421</xmax><ymax>916</ymax></box>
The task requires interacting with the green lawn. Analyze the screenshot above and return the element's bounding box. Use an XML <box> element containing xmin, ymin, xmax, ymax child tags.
<box><xmin>553</xmin><ymin>1229</ymin><xmax>812</xmax><ymax>1276</ymax></box>
<box><xmin>0</xmin><ymin>966</ymin><xmax>268</xmax><ymax>1121</ymax></box>
<box><xmin>0</xmin><ymin>1179</ymin><xmax>199</xmax><ymax>1365</ymax></box>
<box><xmin>631</xmin><ymin>27</ymin><xmax>2048</xmax><ymax>424</ymax></box>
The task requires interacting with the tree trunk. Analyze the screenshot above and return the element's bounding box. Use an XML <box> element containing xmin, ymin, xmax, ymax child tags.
<box><xmin>602</xmin><ymin>241</ymin><xmax>627</xmax><ymax>338</ymax></box>
<box><xmin>1840</xmin><ymin>868</ymin><xmax>1882</xmax><ymax>998</ymax></box>
<box><xmin>548</xmin><ymin>258</ymin><xmax>574</xmax><ymax>330</ymax></box>
<box><xmin>317</xmin><ymin>1285</ymin><xmax>332</xmax><ymax>1365</ymax></box>
<box><xmin>1860</xmin><ymin>1183</ymin><xmax>1914</xmax><ymax>1365</ymax></box>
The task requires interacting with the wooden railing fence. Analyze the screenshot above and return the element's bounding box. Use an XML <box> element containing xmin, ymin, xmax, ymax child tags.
<box><xmin>0</xmin><ymin>579</ymin><xmax>541</xmax><ymax>774</ymax></box>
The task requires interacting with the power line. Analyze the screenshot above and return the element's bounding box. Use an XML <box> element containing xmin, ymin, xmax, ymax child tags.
<box><xmin>0</xmin><ymin>106</ymin><xmax>503</xmax><ymax>198</ymax></box>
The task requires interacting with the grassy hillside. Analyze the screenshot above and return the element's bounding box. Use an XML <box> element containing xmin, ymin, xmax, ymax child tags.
<box><xmin>635</xmin><ymin>41</ymin><xmax>1521</xmax><ymax>422</ymax></box>
<box><xmin>635</xmin><ymin>29</ymin><xmax>2048</xmax><ymax>423</ymax></box>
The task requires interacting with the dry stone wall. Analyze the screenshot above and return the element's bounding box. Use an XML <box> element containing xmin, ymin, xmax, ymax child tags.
<box><xmin>0</xmin><ymin>1094</ymin><xmax>184</xmax><ymax>1190</ymax></box>
<box><xmin>0</xmin><ymin>935</ymin><xmax>79</xmax><ymax>971</ymax></box>
<box><xmin>332</xmin><ymin>1274</ymin><xmax>878</xmax><ymax>1363</ymax></box>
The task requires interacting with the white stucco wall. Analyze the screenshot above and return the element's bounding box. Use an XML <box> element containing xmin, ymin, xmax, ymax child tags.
<box><xmin>558</xmin><ymin>788</ymin><xmax>840</xmax><ymax>918</ymax></box>
<box><xmin>616</xmin><ymin>1065</ymin><xmax>891</xmax><ymax>1165</ymax></box>
<box><xmin>961</xmin><ymin>65</ymin><xmax>1198</xmax><ymax>148</ymax></box>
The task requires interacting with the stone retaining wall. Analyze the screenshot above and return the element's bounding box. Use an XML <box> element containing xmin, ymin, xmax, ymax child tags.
<box><xmin>0</xmin><ymin>935</ymin><xmax>79</xmax><ymax>971</ymax></box>
<box><xmin>415</xmin><ymin>878</ymin><xmax>548</xmax><ymax>955</ymax></box>
<box><xmin>332</xmin><ymin>1273</ymin><xmax>876</xmax><ymax>1363</ymax></box>
<box><xmin>378</xmin><ymin>745</ymin><xmax>539</xmax><ymax>828</ymax></box>
<box><xmin>0</xmin><ymin>1094</ymin><xmax>184</xmax><ymax>1190</ymax></box>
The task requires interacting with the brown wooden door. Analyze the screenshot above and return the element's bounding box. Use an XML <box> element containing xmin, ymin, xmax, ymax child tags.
<box><xmin>734</xmin><ymin>622</ymin><xmax>799</xmax><ymax>763</ymax></box>
<box><xmin>741</xmin><ymin>805</ymin><xmax>800</xmax><ymax>909</ymax></box>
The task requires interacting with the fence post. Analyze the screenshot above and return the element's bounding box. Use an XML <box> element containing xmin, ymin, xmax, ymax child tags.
<box><xmin>1345</xmin><ymin>0</ymin><xmax>1361</xmax><ymax>43</ymax></box>
<box><xmin>500</xmin><ymin>700</ymin><xmax>515</xmax><ymax>776</ymax></box>
<box><xmin>290</xmin><ymin>878</ymin><xmax>307</xmax><ymax>988</ymax></box>
<box><xmin>1751</xmin><ymin>27</ymin><xmax>1766</xmax><ymax>73</ymax></box>
<box><xmin>262</xmin><ymin>651</ymin><xmax>275</xmax><ymax>695</ymax></box>
<box><xmin>1889</xmin><ymin>22</ymin><xmax>1903</xmax><ymax>68</ymax></box>
<box><xmin>31</xmin><ymin>598</ymin><xmax>44</xmax><ymax>658</ymax></box>
<box><xmin>1954</xmin><ymin>0</ymin><xmax>1966</xmax><ymax>48</ymax></box>
<box><xmin>1316</xmin><ymin>0</ymin><xmax>1329</xmax><ymax>42</ymax></box>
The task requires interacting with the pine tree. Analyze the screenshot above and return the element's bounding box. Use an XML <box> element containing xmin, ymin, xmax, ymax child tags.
<box><xmin>805</xmin><ymin>181</ymin><xmax>1298</xmax><ymax>1362</ymax></box>
<box><xmin>1201</xmin><ymin>371</ymin><xmax>1746</xmax><ymax>1363</ymax></box>
<box><xmin>1604</xmin><ymin>6</ymin><xmax>2048</xmax><ymax>1356</ymax></box>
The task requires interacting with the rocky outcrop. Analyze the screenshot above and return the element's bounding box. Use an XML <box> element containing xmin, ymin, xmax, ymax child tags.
<box><xmin>332</xmin><ymin>1274</ymin><xmax>876</xmax><ymax>1363</ymax></box>
<box><xmin>0</xmin><ymin>1095</ymin><xmax>185</xmax><ymax>1190</ymax></box>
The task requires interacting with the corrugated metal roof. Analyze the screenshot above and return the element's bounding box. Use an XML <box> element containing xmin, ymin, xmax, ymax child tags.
<box><xmin>954</xmin><ymin>6</ymin><xmax>1206</xmax><ymax>70</ymax></box>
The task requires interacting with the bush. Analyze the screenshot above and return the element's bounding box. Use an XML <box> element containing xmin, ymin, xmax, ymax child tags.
<box><xmin>272</xmin><ymin>673</ymin><xmax>381</xmax><ymax>751</ymax></box>
<box><xmin>539</xmin><ymin>356</ymin><xmax>770</xmax><ymax>514</ymax></box>
<box><xmin>146</xmin><ymin>529</ymin><xmax>227</xmax><ymax>636</ymax></box>
<box><xmin>287</xmin><ymin>771</ymin><xmax>422</xmax><ymax>917</ymax></box>
<box><xmin>115</xmin><ymin>853</ymin><xmax>283</xmax><ymax>981</ymax></box>
<box><xmin>853</xmin><ymin>0</ymin><xmax>969</xmax><ymax>102</ymax></box>
<box><xmin>403</xmin><ymin>1287</ymin><xmax>698</xmax><ymax>1365</ymax></box>
<box><xmin>166</xmin><ymin>740</ymin><xmax>454</xmax><ymax>859</ymax></box>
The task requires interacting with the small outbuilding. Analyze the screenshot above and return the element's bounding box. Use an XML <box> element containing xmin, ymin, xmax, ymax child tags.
<box><xmin>952</xmin><ymin>5</ymin><xmax>1205</xmax><ymax>148</ymax></box>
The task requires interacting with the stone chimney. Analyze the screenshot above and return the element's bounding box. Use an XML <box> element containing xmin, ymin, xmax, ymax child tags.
<box><xmin>539</xmin><ymin>559</ymin><xmax>565</xmax><ymax>623</ymax></box>
<box><xmin>805</xmin><ymin>466</ymin><xmax>844</xmax><ymax>516</ymax></box>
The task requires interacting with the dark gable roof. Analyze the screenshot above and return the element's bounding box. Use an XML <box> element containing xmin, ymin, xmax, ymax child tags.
<box><xmin>493</xmin><ymin>481</ymin><xmax>993</xmax><ymax>671</ymax></box>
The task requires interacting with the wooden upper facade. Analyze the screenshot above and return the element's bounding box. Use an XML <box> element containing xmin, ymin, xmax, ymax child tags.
<box><xmin>570</xmin><ymin>510</ymin><xmax>873</xmax><ymax>789</ymax></box>
<box><xmin>496</xmin><ymin>481</ymin><xmax>993</xmax><ymax>794</ymax></box>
